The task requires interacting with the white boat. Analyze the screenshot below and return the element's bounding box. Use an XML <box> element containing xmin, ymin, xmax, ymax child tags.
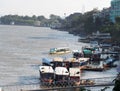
<box><xmin>49</xmin><ymin>47</ymin><xmax>71</xmax><ymax>54</ymax></box>
<box><xmin>69</xmin><ymin>68</ymin><xmax>81</xmax><ymax>85</ymax></box>
<box><xmin>78</xmin><ymin>58</ymin><xmax>90</xmax><ymax>66</ymax></box>
<box><xmin>54</xmin><ymin>67</ymin><xmax>69</xmax><ymax>85</ymax></box>
<box><xmin>90</xmin><ymin>41</ymin><xmax>99</xmax><ymax>48</ymax></box>
<box><xmin>39</xmin><ymin>66</ymin><xmax>54</xmax><ymax>84</ymax></box>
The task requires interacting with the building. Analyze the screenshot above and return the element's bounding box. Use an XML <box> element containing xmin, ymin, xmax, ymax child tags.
<box><xmin>110</xmin><ymin>0</ymin><xmax>120</xmax><ymax>22</ymax></box>
<box><xmin>93</xmin><ymin>8</ymin><xmax>110</xmax><ymax>23</ymax></box>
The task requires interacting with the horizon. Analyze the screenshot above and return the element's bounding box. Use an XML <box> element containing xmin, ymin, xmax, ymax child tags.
<box><xmin>0</xmin><ymin>0</ymin><xmax>111</xmax><ymax>18</ymax></box>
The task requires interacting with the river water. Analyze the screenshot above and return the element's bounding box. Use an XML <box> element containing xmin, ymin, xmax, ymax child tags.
<box><xmin>0</xmin><ymin>25</ymin><xmax>118</xmax><ymax>88</ymax></box>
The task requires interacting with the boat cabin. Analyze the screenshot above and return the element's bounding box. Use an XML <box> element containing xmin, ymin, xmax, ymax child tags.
<box><xmin>42</xmin><ymin>58</ymin><xmax>52</xmax><ymax>66</ymax></box>
<box><xmin>49</xmin><ymin>47</ymin><xmax>71</xmax><ymax>54</ymax></box>
<box><xmin>69</xmin><ymin>68</ymin><xmax>81</xmax><ymax>85</ymax></box>
<box><xmin>54</xmin><ymin>67</ymin><xmax>69</xmax><ymax>85</ymax></box>
<box><xmin>39</xmin><ymin>66</ymin><xmax>54</xmax><ymax>84</ymax></box>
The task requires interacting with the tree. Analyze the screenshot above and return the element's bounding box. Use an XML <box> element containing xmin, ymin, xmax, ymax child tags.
<box><xmin>113</xmin><ymin>73</ymin><xmax>120</xmax><ymax>91</ymax></box>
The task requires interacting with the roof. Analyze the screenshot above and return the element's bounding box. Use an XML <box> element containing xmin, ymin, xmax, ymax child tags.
<box><xmin>64</xmin><ymin>58</ymin><xmax>76</xmax><ymax>62</ymax></box>
<box><xmin>56</xmin><ymin>47</ymin><xmax>70</xmax><ymax>50</ymax></box>
<box><xmin>39</xmin><ymin>66</ymin><xmax>54</xmax><ymax>73</ymax></box>
<box><xmin>78</xmin><ymin>58</ymin><xmax>90</xmax><ymax>62</ymax></box>
<box><xmin>42</xmin><ymin>58</ymin><xmax>52</xmax><ymax>65</ymax></box>
<box><xmin>55</xmin><ymin>67</ymin><xmax>69</xmax><ymax>75</ymax></box>
<box><xmin>69</xmin><ymin>68</ymin><xmax>80</xmax><ymax>77</ymax></box>
<box><xmin>53</xmin><ymin>57</ymin><xmax>64</xmax><ymax>62</ymax></box>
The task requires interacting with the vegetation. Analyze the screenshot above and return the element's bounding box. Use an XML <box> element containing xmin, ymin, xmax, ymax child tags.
<box><xmin>60</xmin><ymin>9</ymin><xmax>120</xmax><ymax>42</ymax></box>
<box><xmin>0</xmin><ymin>14</ymin><xmax>63</xmax><ymax>27</ymax></box>
<box><xmin>1</xmin><ymin>10</ymin><xmax>120</xmax><ymax>91</ymax></box>
<box><xmin>113</xmin><ymin>73</ymin><xmax>120</xmax><ymax>91</ymax></box>
<box><xmin>0</xmin><ymin>9</ymin><xmax>120</xmax><ymax>41</ymax></box>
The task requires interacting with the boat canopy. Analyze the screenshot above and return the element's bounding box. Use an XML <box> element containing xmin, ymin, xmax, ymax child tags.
<box><xmin>55</xmin><ymin>67</ymin><xmax>69</xmax><ymax>75</ymax></box>
<box><xmin>42</xmin><ymin>58</ymin><xmax>52</xmax><ymax>66</ymax></box>
<box><xmin>83</xmin><ymin>49</ymin><xmax>92</xmax><ymax>54</ymax></box>
<box><xmin>53</xmin><ymin>57</ymin><xmax>64</xmax><ymax>62</ymax></box>
<box><xmin>39</xmin><ymin>66</ymin><xmax>54</xmax><ymax>73</ymax></box>
<box><xmin>64</xmin><ymin>58</ymin><xmax>76</xmax><ymax>62</ymax></box>
<box><xmin>78</xmin><ymin>58</ymin><xmax>90</xmax><ymax>62</ymax></box>
<box><xmin>69</xmin><ymin>68</ymin><xmax>80</xmax><ymax>77</ymax></box>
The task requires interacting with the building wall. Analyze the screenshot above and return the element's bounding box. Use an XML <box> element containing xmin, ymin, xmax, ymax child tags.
<box><xmin>110</xmin><ymin>0</ymin><xmax>120</xmax><ymax>22</ymax></box>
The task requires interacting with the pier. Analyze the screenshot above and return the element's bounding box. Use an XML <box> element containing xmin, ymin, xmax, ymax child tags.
<box><xmin>2</xmin><ymin>76</ymin><xmax>116</xmax><ymax>91</ymax></box>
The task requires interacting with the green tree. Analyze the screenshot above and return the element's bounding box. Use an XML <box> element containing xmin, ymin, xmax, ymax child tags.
<box><xmin>113</xmin><ymin>73</ymin><xmax>120</xmax><ymax>91</ymax></box>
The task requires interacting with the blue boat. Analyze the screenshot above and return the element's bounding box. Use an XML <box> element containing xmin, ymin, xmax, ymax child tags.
<box><xmin>42</xmin><ymin>58</ymin><xmax>53</xmax><ymax>66</ymax></box>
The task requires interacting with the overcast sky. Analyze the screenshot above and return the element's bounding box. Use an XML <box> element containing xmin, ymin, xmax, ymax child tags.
<box><xmin>0</xmin><ymin>0</ymin><xmax>111</xmax><ymax>18</ymax></box>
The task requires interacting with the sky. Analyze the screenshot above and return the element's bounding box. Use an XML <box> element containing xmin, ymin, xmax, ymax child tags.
<box><xmin>0</xmin><ymin>0</ymin><xmax>111</xmax><ymax>18</ymax></box>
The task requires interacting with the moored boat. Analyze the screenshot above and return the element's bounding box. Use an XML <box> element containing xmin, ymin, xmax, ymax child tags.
<box><xmin>49</xmin><ymin>47</ymin><xmax>71</xmax><ymax>54</ymax></box>
<box><xmin>54</xmin><ymin>67</ymin><xmax>69</xmax><ymax>86</ymax></box>
<box><xmin>39</xmin><ymin>66</ymin><xmax>54</xmax><ymax>85</ymax></box>
<box><xmin>69</xmin><ymin>68</ymin><xmax>81</xmax><ymax>86</ymax></box>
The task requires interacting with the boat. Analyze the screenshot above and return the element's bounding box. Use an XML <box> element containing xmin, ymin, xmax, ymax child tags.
<box><xmin>78</xmin><ymin>37</ymin><xmax>90</xmax><ymax>43</ymax></box>
<box><xmin>103</xmin><ymin>57</ymin><xmax>117</xmax><ymax>68</ymax></box>
<box><xmin>42</xmin><ymin>58</ymin><xmax>52</xmax><ymax>66</ymax></box>
<box><xmin>82</xmin><ymin>47</ymin><xmax>94</xmax><ymax>57</ymax></box>
<box><xmin>78</xmin><ymin>58</ymin><xmax>90</xmax><ymax>66</ymax></box>
<box><xmin>49</xmin><ymin>47</ymin><xmax>71</xmax><ymax>54</ymax></box>
<box><xmin>51</xmin><ymin>57</ymin><xmax>64</xmax><ymax>69</ymax></box>
<box><xmin>91</xmin><ymin>31</ymin><xmax>111</xmax><ymax>41</ymax></box>
<box><xmin>81</xmin><ymin>61</ymin><xmax>105</xmax><ymax>71</ymax></box>
<box><xmin>69</xmin><ymin>68</ymin><xmax>81</xmax><ymax>86</ymax></box>
<box><xmin>90</xmin><ymin>41</ymin><xmax>99</xmax><ymax>48</ymax></box>
<box><xmin>81</xmin><ymin>66</ymin><xmax>104</xmax><ymax>71</ymax></box>
<box><xmin>72</xmin><ymin>50</ymin><xmax>84</xmax><ymax>58</ymax></box>
<box><xmin>39</xmin><ymin>66</ymin><xmax>54</xmax><ymax>85</ymax></box>
<box><xmin>54</xmin><ymin>67</ymin><xmax>69</xmax><ymax>86</ymax></box>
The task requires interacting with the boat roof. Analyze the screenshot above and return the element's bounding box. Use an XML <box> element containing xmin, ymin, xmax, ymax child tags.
<box><xmin>64</xmin><ymin>58</ymin><xmax>77</xmax><ymax>62</ymax></box>
<box><xmin>55</xmin><ymin>67</ymin><xmax>69</xmax><ymax>75</ymax></box>
<box><xmin>72</xmin><ymin>50</ymin><xmax>81</xmax><ymax>53</ymax></box>
<box><xmin>69</xmin><ymin>68</ymin><xmax>80</xmax><ymax>76</ymax></box>
<box><xmin>55</xmin><ymin>47</ymin><xmax>70</xmax><ymax>50</ymax></box>
<box><xmin>78</xmin><ymin>58</ymin><xmax>90</xmax><ymax>62</ymax></box>
<box><xmin>39</xmin><ymin>66</ymin><xmax>54</xmax><ymax>73</ymax></box>
<box><xmin>42</xmin><ymin>58</ymin><xmax>52</xmax><ymax>65</ymax></box>
<box><xmin>53</xmin><ymin>57</ymin><xmax>64</xmax><ymax>62</ymax></box>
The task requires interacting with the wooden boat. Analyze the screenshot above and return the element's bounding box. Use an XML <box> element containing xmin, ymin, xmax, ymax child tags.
<box><xmin>78</xmin><ymin>37</ymin><xmax>90</xmax><ymax>43</ymax></box>
<box><xmin>51</xmin><ymin>57</ymin><xmax>64</xmax><ymax>69</ymax></box>
<box><xmin>49</xmin><ymin>47</ymin><xmax>71</xmax><ymax>54</ymax></box>
<box><xmin>103</xmin><ymin>57</ymin><xmax>117</xmax><ymax>68</ymax></box>
<box><xmin>82</xmin><ymin>47</ymin><xmax>94</xmax><ymax>57</ymax></box>
<box><xmin>78</xmin><ymin>58</ymin><xmax>90</xmax><ymax>66</ymax></box>
<box><xmin>54</xmin><ymin>67</ymin><xmax>69</xmax><ymax>86</ymax></box>
<box><xmin>81</xmin><ymin>61</ymin><xmax>105</xmax><ymax>71</ymax></box>
<box><xmin>69</xmin><ymin>68</ymin><xmax>81</xmax><ymax>86</ymax></box>
<box><xmin>81</xmin><ymin>66</ymin><xmax>104</xmax><ymax>71</ymax></box>
<box><xmin>72</xmin><ymin>50</ymin><xmax>84</xmax><ymax>58</ymax></box>
<box><xmin>80</xmin><ymin>79</ymin><xmax>95</xmax><ymax>85</ymax></box>
<box><xmin>39</xmin><ymin>66</ymin><xmax>54</xmax><ymax>85</ymax></box>
<box><xmin>42</xmin><ymin>58</ymin><xmax>52</xmax><ymax>66</ymax></box>
<box><xmin>90</xmin><ymin>41</ymin><xmax>99</xmax><ymax>48</ymax></box>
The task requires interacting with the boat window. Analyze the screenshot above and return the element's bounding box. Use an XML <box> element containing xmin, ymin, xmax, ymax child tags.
<box><xmin>65</xmin><ymin>71</ymin><xmax>68</xmax><ymax>73</ymax></box>
<box><xmin>76</xmin><ymin>72</ymin><xmax>80</xmax><ymax>74</ymax></box>
<box><xmin>41</xmin><ymin>67</ymin><xmax>44</xmax><ymax>69</ymax></box>
<box><xmin>41</xmin><ymin>71</ymin><xmax>44</xmax><ymax>72</ymax></box>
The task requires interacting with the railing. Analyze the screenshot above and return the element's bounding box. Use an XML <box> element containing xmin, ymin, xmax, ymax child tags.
<box><xmin>1</xmin><ymin>76</ymin><xmax>116</xmax><ymax>91</ymax></box>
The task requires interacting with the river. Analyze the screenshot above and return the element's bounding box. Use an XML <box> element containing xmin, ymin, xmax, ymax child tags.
<box><xmin>0</xmin><ymin>25</ymin><xmax>118</xmax><ymax>90</ymax></box>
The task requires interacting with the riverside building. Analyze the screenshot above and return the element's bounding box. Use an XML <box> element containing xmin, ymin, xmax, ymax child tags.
<box><xmin>110</xmin><ymin>0</ymin><xmax>120</xmax><ymax>22</ymax></box>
